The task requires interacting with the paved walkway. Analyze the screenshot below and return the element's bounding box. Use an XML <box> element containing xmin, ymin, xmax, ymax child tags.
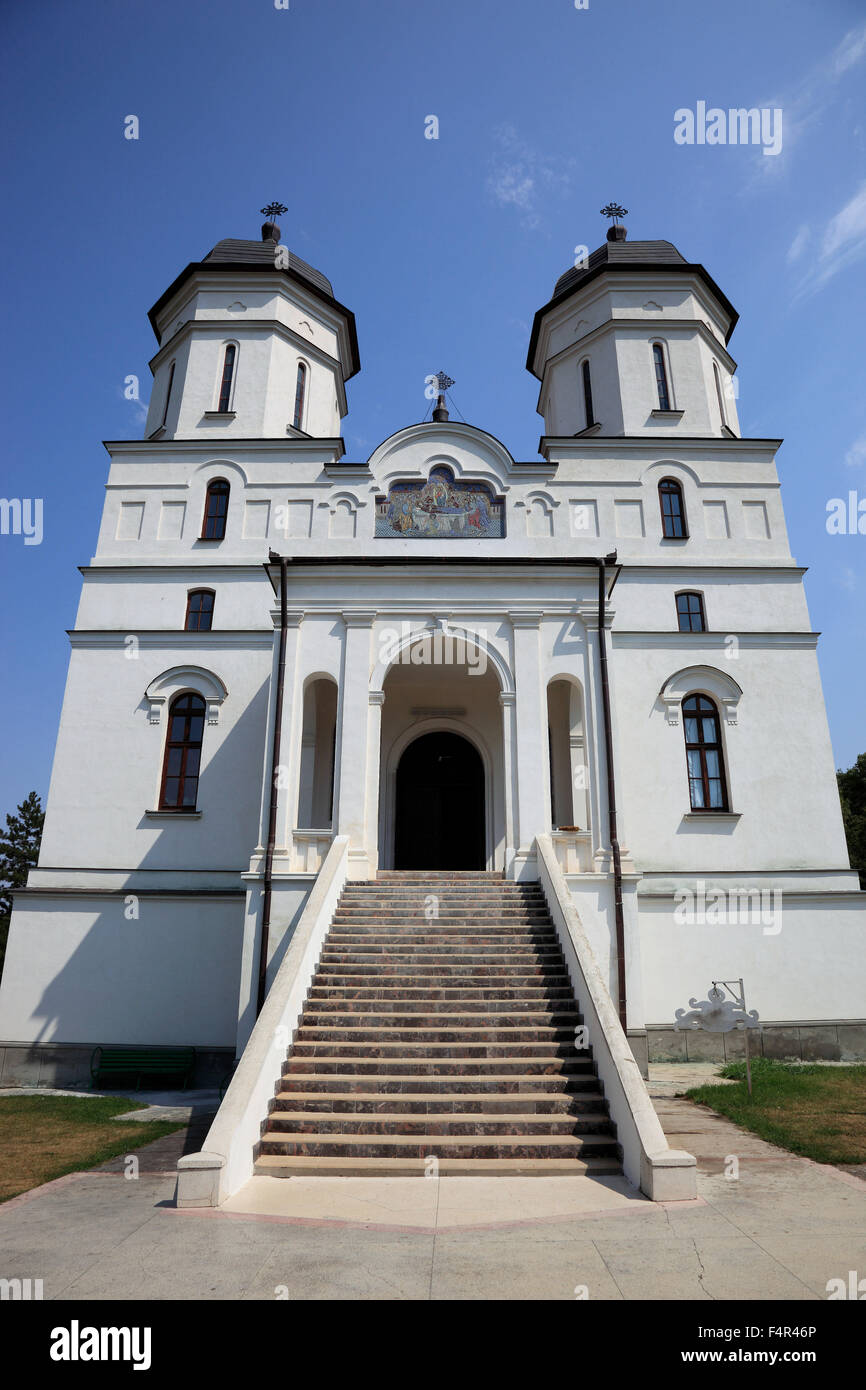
<box><xmin>1</xmin><ymin>1066</ymin><xmax>864</xmax><ymax>1299</ymax></box>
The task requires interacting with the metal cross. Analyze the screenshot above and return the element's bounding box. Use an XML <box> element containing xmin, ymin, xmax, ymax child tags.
<box><xmin>261</xmin><ymin>202</ymin><xmax>288</xmax><ymax>220</ymax></box>
<box><xmin>435</xmin><ymin>371</ymin><xmax>455</xmax><ymax>393</ymax></box>
<box><xmin>600</xmin><ymin>202</ymin><xmax>628</xmax><ymax>226</ymax></box>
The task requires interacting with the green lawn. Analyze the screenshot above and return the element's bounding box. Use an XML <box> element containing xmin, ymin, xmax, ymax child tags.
<box><xmin>686</xmin><ymin>1058</ymin><xmax>866</xmax><ymax>1165</ymax></box>
<box><xmin>0</xmin><ymin>1094</ymin><xmax>184</xmax><ymax>1203</ymax></box>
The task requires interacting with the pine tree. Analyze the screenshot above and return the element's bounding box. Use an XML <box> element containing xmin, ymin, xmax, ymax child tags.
<box><xmin>0</xmin><ymin>791</ymin><xmax>44</xmax><ymax>979</ymax></box>
<box><xmin>837</xmin><ymin>754</ymin><xmax>866</xmax><ymax>889</ymax></box>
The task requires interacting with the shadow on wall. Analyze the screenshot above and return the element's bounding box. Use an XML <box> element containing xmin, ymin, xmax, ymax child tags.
<box><xmin>12</xmin><ymin>675</ymin><xmax>274</xmax><ymax>1055</ymax></box>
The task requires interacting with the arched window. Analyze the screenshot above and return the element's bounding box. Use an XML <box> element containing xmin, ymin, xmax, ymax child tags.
<box><xmin>652</xmin><ymin>342</ymin><xmax>671</xmax><ymax>411</ymax></box>
<box><xmin>293</xmin><ymin>361</ymin><xmax>307</xmax><ymax>430</ymax></box>
<box><xmin>185</xmin><ymin>589</ymin><xmax>215</xmax><ymax>631</ymax></box>
<box><xmin>160</xmin><ymin>361</ymin><xmax>176</xmax><ymax>429</ymax></box>
<box><xmin>682</xmin><ymin>694</ymin><xmax>728</xmax><ymax>811</ymax></box>
<box><xmin>581</xmin><ymin>359</ymin><xmax>594</xmax><ymax>429</ymax></box>
<box><xmin>159</xmin><ymin>692</ymin><xmax>205</xmax><ymax>810</ymax></box>
<box><xmin>659</xmin><ymin>478</ymin><xmax>687</xmax><ymax>539</ymax></box>
<box><xmin>676</xmin><ymin>591</ymin><xmax>706</xmax><ymax>632</ymax></box>
<box><xmin>217</xmin><ymin>344</ymin><xmax>236</xmax><ymax>413</ymax></box>
<box><xmin>713</xmin><ymin>362</ymin><xmax>727</xmax><ymax>431</ymax></box>
<box><xmin>201</xmin><ymin>479</ymin><xmax>230</xmax><ymax>540</ymax></box>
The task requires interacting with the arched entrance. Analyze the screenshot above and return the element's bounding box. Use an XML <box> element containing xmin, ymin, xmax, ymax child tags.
<box><xmin>394</xmin><ymin>731</ymin><xmax>485</xmax><ymax>870</ymax></box>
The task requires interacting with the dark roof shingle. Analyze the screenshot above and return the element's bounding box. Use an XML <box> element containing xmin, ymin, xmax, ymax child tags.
<box><xmin>203</xmin><ymin>238</ymin><xmax>334</xmax><ymax>297</ymax></box>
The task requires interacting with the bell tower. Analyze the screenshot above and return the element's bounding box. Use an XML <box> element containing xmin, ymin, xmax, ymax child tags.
<box><xmin>143</xmin><ymin>204</ymin><xmax>360</xmax><ymax>442</ymax></box>
<box><xmin>527</xmin><ymin>206</ymin><xmax>741</xmax><ymax>440</ymax></box>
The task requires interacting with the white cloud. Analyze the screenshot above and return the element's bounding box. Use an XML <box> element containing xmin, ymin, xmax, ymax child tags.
<box><xmin>486</xmin><ymin>125</ymin><xmax>575</xmax><ymax>229</ymax></box>
<box><xmin>751</xmin><ymin>21</ymin><xmax>866</xmax><ymax>178</ymax></box>
<box><xmin>786</xmin><ymin>225</ymin><xmax>810</xmax><ymax>263</ymax></box>
<box><xmin>820</xmin><ymin>183</ymin><xmax>866</xmax><ymax>261</ymax></box>
<box><xmin>832</xmin><ymin>24</ymin><xmax>866</xmax><ymax>77</ymax></box>
<box><xmin>791</xmin><ymin>182</ymin><xmax>866</xmax><ymax>299</ymax></box>
<box><xmin>845</xmin><ymin>431</ymin><xmax>866</xmax><ymax>469</ymax></box>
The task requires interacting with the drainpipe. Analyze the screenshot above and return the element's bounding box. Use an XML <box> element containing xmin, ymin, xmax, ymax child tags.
<box><xmin>257</xmin><ymin>552</ymin><xmax>289</xmax><ymax>1016</ymax></box>
<box><xmin>595</xmin><ymin>552</ymin><xmax>628</xmax><ymax>1031</ymax></box>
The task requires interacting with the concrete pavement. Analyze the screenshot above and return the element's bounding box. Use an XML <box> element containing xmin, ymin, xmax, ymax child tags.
<box><xmin>0</xmin><ymin>1066</ymin><xmax>863</xmax><ymax>1299</ymax></box>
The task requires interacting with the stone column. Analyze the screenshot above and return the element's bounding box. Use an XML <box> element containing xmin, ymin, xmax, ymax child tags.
<box><xmin>499</xmin><ymin>691</ymin><xmax>517</xmax><ymax>875</ymax></box>
<box><xmin>334</xmin><ymin>612</ymin><xmax>376</xmax><ymax>878</ymax></box>
<box><xmin>366</xmin><ymin>689</ymin><xmax>385</xmax><ymax>874</ymax></box>
<box><xmin>510</xmin><ymin>612</ymin><xmax>551</xmax><ymax>879</ymax></box>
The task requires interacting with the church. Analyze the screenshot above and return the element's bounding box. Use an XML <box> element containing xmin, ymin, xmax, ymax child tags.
<box><xmin>1</xmin><ymin>208</ymin><xmax>863</xmax><ymax>1200</ymax></box>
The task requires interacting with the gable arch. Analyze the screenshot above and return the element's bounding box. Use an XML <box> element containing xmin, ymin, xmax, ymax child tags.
<box><xmin>191</xmin><ymin>458</ymin><xmax>250</xmax><ymax>486</ymax></box>
<box><xmin>639</xmin><ymin>458</ymin><xmax>702</xmax><ymax>488</ymax></box>
<box><xmin>145</xmin><ymin>665</ymin><xmax>228</xmax><ymax>726</ymax></box>
<box><xmin>371</xmin><ymin>621</ymin><xmax>514</xmax><ymax>695</ymax></box>
<box><xmin>659</xmin><ymin>664</ymin><xmax>743</xmax><ymax>726</ymax></box>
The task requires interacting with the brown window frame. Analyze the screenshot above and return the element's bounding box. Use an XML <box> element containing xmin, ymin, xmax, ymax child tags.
<box><xmin>293</xmin><ymin>361</ymin><xmax>307</xmax><ymax>430</ymax></box>
<box><xmin>201</xmin><ymin>479</ymin><xmax>230</xmax><ymax>540</ymax></box>
<box><xmin>581</xmin><ymin>359</ymin><xmax>594</xmax><ymax>428</ymax></box>
<box><xmin>653</xmin><ymin>342</ymin><xmax>671</xmax><ymax>411</ymax></box>
<box><xmin>217</xmin><ymin>344</ymin><xmax>236</xmax><ymax>413</ymax></box>
<box><xmin>682</xmin><ymin>694</ymin><xmax>729</xmax><ymax>812</ymax></box>
<box><xmin>659</xmin><ymin>477</ymin><xmax>688</xmax><ymax>539</ymax></box>
<box><xmin>160</xmin><ymin>361</ymin><xmax>176</xmax><ymax>429</ymax></box>
<box><xmin>158</xmin><ymin>692</ymin><xmax>206</xmax><ymax>811</ymax></box>
<box><xmin>184</xmin><ymin>589</ymin><xmax>215</xmax><ymax>632</ymax></box>
<box><xmin>675</xmin><ymin>591</ymin><xmax>706</xmax><ymax>632</ymax></box>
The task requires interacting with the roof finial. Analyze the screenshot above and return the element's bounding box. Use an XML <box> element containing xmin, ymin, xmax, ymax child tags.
<box><xmin>432</xmin><ymin>370</ymin><xmax>454</xmax><ymax>423</ymax></box>
<box><xmin>260</xmin><ymin>201</ymin><xmax>288</xmax><ymax>243</ymax></box>
<box><xmin>600</xmin><ymin>202</ymin><xmax>628</xmax><ymax>243</ymax></box>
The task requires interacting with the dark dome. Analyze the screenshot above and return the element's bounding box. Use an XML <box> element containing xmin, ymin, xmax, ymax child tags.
<box><xmin>553</xmin><ymin>239</ymin><xmax>687</xmax><ymax>297</ymax></box>
<box><xmin>203</xmin><ymin>238</ymin><xmax>334</xmax><ymax>297</ymax></box>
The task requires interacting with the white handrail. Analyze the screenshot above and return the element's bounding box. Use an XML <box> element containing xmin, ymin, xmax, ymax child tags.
<box><xmin>535</xmin><ymin>834</ymin><xmax>696</xmax><ymax>1201</ymax></box>
<box><xmin>176</xmin><ymin>835</ymin><xmax>350</xmax><ymax>1207</ymax></box>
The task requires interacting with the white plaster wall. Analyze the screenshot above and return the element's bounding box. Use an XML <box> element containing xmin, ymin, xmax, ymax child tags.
<box><xmin>38</xmin><ymin>643</ymin><xmax>271</xmax><ymax>872</ymax></box>
<box><xmin>638</xmin><ymin>895</ymin><xmax>866</xmax><ymax>1024</ymax></box>
<box><xmin>611</xmin><ymin>641</ymin><xmax>851</xmax><ymax>872</ymax></box>
<box><xmin>0</xmin><ymin>896</ymin><xmax>244</xmax><ymax>1046</ymax></box>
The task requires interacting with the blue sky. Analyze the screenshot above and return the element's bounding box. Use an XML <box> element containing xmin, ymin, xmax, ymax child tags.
<box><xmin>1</xmin><ymin>0</ymin><xmax>864</xmax><ymax>815</ymax></box>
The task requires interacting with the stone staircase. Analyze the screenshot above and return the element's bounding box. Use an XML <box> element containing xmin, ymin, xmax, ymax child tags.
<box><xmin>254</xmin><ymin>871</ymin><xmax>622</xmax><ymax>1177</ymax></box>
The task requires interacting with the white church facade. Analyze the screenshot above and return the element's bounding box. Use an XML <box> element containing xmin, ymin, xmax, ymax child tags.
<box><xmin>1</xmin><ymin>211</ymin><xmax>864</xmax><ymax>1104</ymax></box>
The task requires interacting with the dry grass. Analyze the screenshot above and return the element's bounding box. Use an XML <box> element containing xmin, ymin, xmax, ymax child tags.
<box><xmin>0</xmin><ymin>1095</ymin><xmax>184</xmax><ymax>1203</ymax></box>
<box><xmin>686</xmin><ymin>1059</ymin><xmax>866</xmax><ymax>1164</ymax></box>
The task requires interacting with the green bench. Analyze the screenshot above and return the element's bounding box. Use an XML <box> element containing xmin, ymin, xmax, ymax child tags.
<box><xmin>90</xmin><ymin>1045</ymin><xmax>196</xmax><ymax>1091</ymax></box>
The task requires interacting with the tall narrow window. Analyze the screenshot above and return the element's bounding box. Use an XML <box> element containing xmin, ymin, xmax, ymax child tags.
<box><xmin>160</xmin><ymin>361</ymin><xmax>176</xmax><ymax>429</ymax></box>
<box><xmin>185</xmin><ymin>589</ymin><xmax>215</xmax><ymax>631</ymax></box>
<box><xmin>581</xmin><ymin>360</ymin><xmax>594</xmax><ymax>428</ymax></box>
<box><xmin>713</xmin><ymin>362</ymin><xmax>727</xmax><ymax>430</ymax></box>
<box><xmin>659</xmin><ymin>478</ymin><xmax>687</xmax><ymax>539</ymax></box>
<box><xmin>201</xmin><ymin>479</ymin><xmax>230</xmax><ymax>540</ymax></box>
<box><xmin>653</xmin><ymin>343</ymin><xmax>671</xmax><ymax>411</ymax></box>
<box><xmin>676</xmin><ymin>591</ymin><xmax>706</xmax><ymax>632</ymax></box>
<box><xmin>217</xmin><ymin>344</ymin><xmax>236</xmax><ymax>413</ymax></box>
<box><xmin>293</xmin><ymin>361</ymin><xmax>307</xmax><ymax>430</ymax></box>
<box><xmin>159</xmin><ymin>692</ymin><xmax>205</xmax><ymax>810</ymax></box>
<box><xmin>683</xmin><ymin>694</ymin><xmax>728</xmax><ymax>811</ymax></box>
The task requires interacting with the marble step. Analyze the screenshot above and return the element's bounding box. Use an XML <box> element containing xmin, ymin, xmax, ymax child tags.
<box><xmin>271</xmin><ymin>1091</ymin><xmax>606</xmax><ymax>1113</ymax></box>
<box><xmin>255</xmin><ymin>1132</ymin><xmax>621</xmax><ymax>1160</ymax></box>
<box><xmin>253</xmin><ymin>1154</ymin><xmax>620</xmax><ymax>1177</ymax></box>
<box><xmin>282</xmin><ymin>1055</ymin><xmax>594</xmax><ymax>1076</ymax></box>
<box><xmin>277</xmin><ymin>1072</ymin><xmax>600</xmax><ymax>1093</ymax></box>
<box><xmin>263</xmin><ymin>1111</ymin><xmax>614</xmax><ymax>1136</ymax></box>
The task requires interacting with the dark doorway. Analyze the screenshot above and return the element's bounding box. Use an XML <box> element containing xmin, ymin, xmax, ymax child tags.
<box><xmin>394</xmin><ymin>731</ymin><xmax>485</xmax><ymax>870</ymax></box>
